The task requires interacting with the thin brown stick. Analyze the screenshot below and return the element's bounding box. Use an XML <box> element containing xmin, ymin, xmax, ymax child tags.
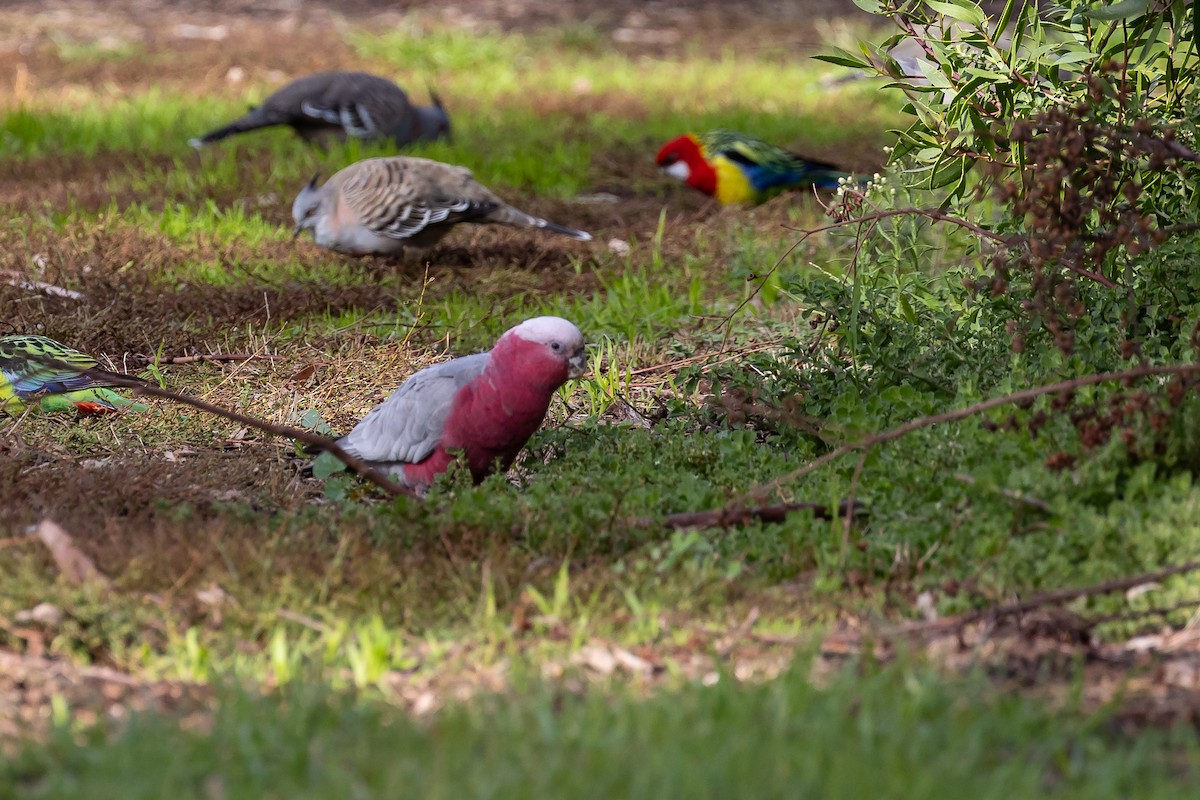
<box><xmin>953</xmin><ymin>560</ymin><xmax>1200</xmax><ymax>628</ymax></box>
<box><xmin>276</xmin><ymin>608</ymin><xmax>332</xmax><ymax>633</ymax></box>
<box><xmin>721</xmin><ymin>206</ymin><xmax>1016</xmax><ymax>335</ymax></box>
<box><xmin>748</xmin><ymin>362</ymin><xmax>1200</xmax><ymax>502</ymax></box>
<box><xmin>154</xmin><ymin>353</ymin><xmax>288</xmax><ymax>365</ymax></box>
<box><xmin>858</xmin><ymin>562</ymin><xmax>1200</xmax><ymax>643</ymax></box>
<box><xmin>1085</xmin><ymin>598</ymin><xmax>1200</xmax><ymax>628</ymax></box>
<box><xmin>839</xmin><ymin>451</ymin><xmax>869</xmax><ymax>569</ymax></box>
<box><xmin>781</xmin><ymin>207</ymin><xmax>1012</xmax><ymax>244</ymax></box>
<box><xmin>952</xmin><ymin>473</ymin><xmax>1052</xmax><ymax>512</ymax></box>
<box><xmin>0</xmin><ymin>537</ymin><xmax>33</xmax><ymax>549</ymax></box>
<box><xmin>653</xmin><ymin>500</ymin><xmax>865</xmax><ymax>531</ymax></box>
<box><xmin>21</xmin><ymin>352</ymin><xmax>417</xmax><ymax>499</ymax></box>
<box><xmin>627</xmin><ymin>338</ymin><xmax>785</xmax><ymax>378</ymax></box>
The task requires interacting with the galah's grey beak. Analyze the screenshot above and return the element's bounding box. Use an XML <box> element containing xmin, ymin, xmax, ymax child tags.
<box><xmin>568</xmin><ymin>348</ymin><xmax>587</xmax><ymax>379</ymax></box>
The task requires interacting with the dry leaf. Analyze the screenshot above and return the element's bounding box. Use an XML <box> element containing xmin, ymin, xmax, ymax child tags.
<box><xmin>573</xmin><ymin>644</ymin><xmax>617</xmax><ymax>675</ymax></box>
<box><xmin>34</xmin><ymin>518</ymin><xmax>109</xmax><ymax>587</ymax></box>
<box><xmin>14</xmin><ymin>602</ymin><xmax>63</xmax><ymax>626</ymax></box>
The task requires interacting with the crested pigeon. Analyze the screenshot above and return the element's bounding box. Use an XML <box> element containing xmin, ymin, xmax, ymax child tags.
<box><xmin>189</xmin><ymin>71</ymin><xmax>451</xmax><ymax>149</ymax></box>
<box><xmin>291</xmin><ymin>156</ymin><xmax>593</xmax><ymax>255</ymax></box>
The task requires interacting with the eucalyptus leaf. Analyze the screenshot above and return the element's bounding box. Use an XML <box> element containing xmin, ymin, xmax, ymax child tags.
<box><xmin>312</xmin><ymin>450</ymin><xmax>347</xmax><ymax>480</ymax></box>
<box><xmin>1086</xmin><ymin>0</ymin><xmax>1151</xmax><ymax>20</ymax></box>
<box><xmin>926</xmin><ymin>0</ymin><xmax>989</xmax><ymax>27</ymax></box>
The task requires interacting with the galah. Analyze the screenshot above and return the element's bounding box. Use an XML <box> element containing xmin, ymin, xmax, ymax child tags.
<box><xmin>291</xmin><ymin>156</ymin><xmax>593</xmax><ymax>256</ymax></box>
<box><xmin>656</xmin><ymin>129</ymin><xmax>851</xmax><ymax>204</ymax></box>
<box><xmin>0</xmin><ymin>335</ymin><xmax>147</xmax><ymax>415</ymax></box>
<box><xmin>189</xmin><ymin>71</ymin><xmax>451</xmax><ymax>149</ymax></box>
<box><xmin>336</xmin><ymin>316</ymin><xmax>586</xmax><ymax>489</ymax></box>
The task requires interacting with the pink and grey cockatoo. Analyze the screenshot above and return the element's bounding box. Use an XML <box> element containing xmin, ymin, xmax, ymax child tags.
<box><xmin>337</xmin><ymin>316</ymin><xmax>586</xmax><ymax>489</ymax></box>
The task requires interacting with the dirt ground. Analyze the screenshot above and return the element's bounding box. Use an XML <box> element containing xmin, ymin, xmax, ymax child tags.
<box><xmin>0</xmin><ymin>0</ymin><xmax>869</xmax><ymax>57</ymax></box>
<box><xmin>8</xmin><ymin>0</ymin><xmax>1198</xmax><ymax>749</ymax></box>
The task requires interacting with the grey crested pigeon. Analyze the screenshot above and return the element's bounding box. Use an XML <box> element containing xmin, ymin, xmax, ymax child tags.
<box><xmin>189</xmin><ymin>71</ymin><xmax>450</xmax><ymax>149</ymax></box>
<box><xmin>291</xmin><ymin>156</ymin><xmax>593</xmax><ymax>255</ymax></box>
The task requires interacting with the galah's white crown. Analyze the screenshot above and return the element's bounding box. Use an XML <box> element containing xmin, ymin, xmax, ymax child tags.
<box><xmin>508</xmin><ymin>316</ymin><xmax>583</xmax><ymax>351</ymax></box>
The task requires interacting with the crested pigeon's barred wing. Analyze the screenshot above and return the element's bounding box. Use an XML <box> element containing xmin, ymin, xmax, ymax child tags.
<box><xmin>338</xmin><ymin>353</ymin><xmax>490</xmax><ymax>465</ymax></box>
<box><xmin>333</xmin><ymin>157</ymin><xmax>499</xmax><ymax>242</ymax></box>
<box><xmin>288</xmin><ymin>72</ymin><xmax>415</xmax><ymax>139</ymax></box>
<box><xmin>293</xmin><ymin>156</ymin><xmax>592</xmax><ymax>254</ymax></box>
<box><xmin>191</xmin><ymin>71</ymin><xmax>446</xmax><ymax>148</ymax></box>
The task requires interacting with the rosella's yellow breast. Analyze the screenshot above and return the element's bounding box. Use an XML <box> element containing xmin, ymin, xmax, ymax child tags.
<box><xmin>710</xmin><ymin>155</ymin><xmax>756</xmax><ymax>204</ymax></box>
<box><xmin>0</xmin><ymin>382</ymin><xmax>25</xmax><ymax>414</ymax></box>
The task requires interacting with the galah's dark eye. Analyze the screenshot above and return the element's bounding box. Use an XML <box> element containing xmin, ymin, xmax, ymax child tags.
<box><xmin>550</xmin><ymin>342</ymin><xmax>562</xmax><ymax>351</ymax></box>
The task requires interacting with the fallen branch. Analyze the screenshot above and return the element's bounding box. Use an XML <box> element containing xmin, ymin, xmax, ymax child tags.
<box><xmin>952</xmin><ymin>472</ymin><xmax>1052</xmax><ymax>512</ymax></box>
<box><xmin>34</xmin><ymin>518</ymin><xmax>109</xmax><ymax>587</ymax></box>
<box><xmin>875</xmin><ymin>560</ymin><xmax>1200</xmax><ymax>641</ymax></box>
<box><xmin>22</xmin><ymin>351</ymin><xmax>417</xmax><ymax>499</ymax></box>
<box><xmin>719</xmin><ymin>205</ymin><xmax>1022</xmax><ymax>333</ymax></box>
<box><xmin>954</xmin><ymin>560</ymin><xmax>1200</xmax><ymax>628</ymax></box>
<box><xmin>1</xmin><ymin>270</ymin><xmax>85</xmax><ymax>300</ymax></box>
<box><xmin>747</xmin><ymin>361</ymin><xmax>1200</xmax><ymax>502</ymax></box>
<box><xmin>152</xmin><ymin>353</ymin><xmax>288</xmax><ymax>365</ymax></box>
<box><xmin>655</xmin><ymin>500</ymin><xmax>865</xmax><ymax>531</ymax></box>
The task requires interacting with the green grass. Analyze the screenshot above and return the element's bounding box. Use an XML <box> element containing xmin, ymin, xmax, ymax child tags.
<box><xmin>4</xmin><ymin>7</ymin><xmax>1200</xmax><ymax>795</ymax></box>
<box><xmin>5</xmin><ymin>659</ymin><xmax>1198</xmax><ymax>799</ymax></box>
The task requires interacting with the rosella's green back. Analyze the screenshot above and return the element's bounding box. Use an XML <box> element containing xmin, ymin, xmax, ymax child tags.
<box><xmin>0</xmin><ymin>335</ymin><xmax>148</xmax><ymax>416</ymax></box>
<box><xmin>699</xmin><ymin>129</ymin><xmax>850</xmax><ymax>201</ymax></box>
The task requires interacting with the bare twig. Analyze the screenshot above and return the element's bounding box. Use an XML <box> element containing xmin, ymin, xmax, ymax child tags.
<box><xmin>868</xmin><ymin>562</ymin><xmax>1200</xmax><ymax>643</ymax></box>
<box><xmin>952</xmin><ymin>473</ymin><xmax>1052</xmax><ymax>512</ymax></box>
<box><xmin>782</xmin><ymin>207</ymin><xmax>1012</xmax><ymax>244</ymax></box>
<box><xmin>748</xmin><ymin>361</ymin><xmax>1200</xmax><ymax>502</ymax></box>
<box><xmin>1</xmin><ymin>270</ymin><xmax>84</xmax><ymax>300</ymax></box>
<box><xmin>652</xmin><ymin>500</ymin><xmax>865</xmax><ymax>531</ymax></box>
<box><xmin>951</xmin><ymin>560</ymin><xmax>1200</xmax><ymax>629</ymax></box>
<box><xmin>276</xmin><ymin>608</ymin><xmax>331</xmax><ymax>633</ymax></box>
<box><xmin>721</xmin><ymin>206</ymin><xmax>1016</xmax><ymax>335</ymax></box>
<box><xmin>627</xmin><ymin>338</ymin><xmax>786</xmax><ymax>379</ymax></box>
<box><xmin>153</xmin><ymin>353</ymin><xmax>287</xmax><ymax>365</ymax></box>
<box><xmin>33</xmin><ymin>519</ymin><xmax>109</xmax><ymax>587</ymax></box>
<box><xmin>22</xmin><ymin>351</ymin><xmax>418</xmax><ymax>499</ymax></box>
<box><xmin>839</xmin><ymin>451</ymin><xmax>869</xmax><ymax>569</ymax></box>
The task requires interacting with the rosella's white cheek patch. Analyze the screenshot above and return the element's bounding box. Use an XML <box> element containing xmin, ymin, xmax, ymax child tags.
<box><xmin>664</xmin><ymin>161</ymin><xmax>691</xmax><ymax>182</ymax></box>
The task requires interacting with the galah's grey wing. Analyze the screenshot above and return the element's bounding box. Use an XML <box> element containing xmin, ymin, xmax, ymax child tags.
<box><xmin>338</xmin><ymin>352</ymin><xmax>489</xmax><ymax>464</ymax></box>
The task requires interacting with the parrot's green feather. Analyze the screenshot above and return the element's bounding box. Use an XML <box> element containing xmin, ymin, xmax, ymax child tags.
<box><xmin>698</xmin><ymin>129</ymin><xmax>852</xmax><ymax>201</ymax></box>
<box><xmin>0</xmin><ymin>334</ymin><xmax>148</xmax><ymax>416</ymax></box>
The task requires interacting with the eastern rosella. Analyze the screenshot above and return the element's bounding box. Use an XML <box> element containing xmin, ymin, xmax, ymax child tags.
<box><xmin>0</xmin><ymin>335</ymin><xmax>148</xmax><ymax>416</ymax></box>
<box><xmin>656</xmin><ymin>129</ymin><xmax>850</xmax><ymax>204</ymax></box>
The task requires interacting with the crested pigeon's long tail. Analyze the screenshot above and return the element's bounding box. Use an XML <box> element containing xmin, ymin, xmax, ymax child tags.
<box><xmin>188</xmin><ymin>109</ymin><xmax>273</xmax><ymax>149</ymax></box>
<box><xmin>491</xmin><ymin>206</ymin><xmax>593</xmax><ymax>241</ymax></box>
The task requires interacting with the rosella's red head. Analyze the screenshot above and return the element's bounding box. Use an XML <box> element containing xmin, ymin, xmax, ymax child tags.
<box><xmin>656</xmin><ymin>134</ymin><xmax>717</xmax><ymax>197</ymax></box>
